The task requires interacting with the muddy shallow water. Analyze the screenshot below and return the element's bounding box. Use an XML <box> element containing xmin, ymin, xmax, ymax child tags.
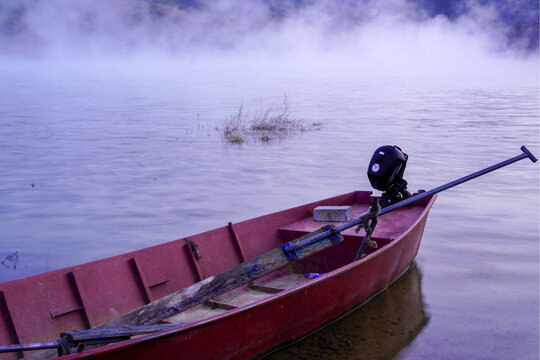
<box><xmin>0</xmin><ymin>72</ymin><xmax>538</xmax><ymax>359</ymax></box>
<box><xmin>265</xmin><ymin>263</ymin><xmax>428</xmax><ymax>360</ymax></box>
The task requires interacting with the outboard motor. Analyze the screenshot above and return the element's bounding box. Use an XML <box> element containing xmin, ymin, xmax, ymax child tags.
<box><xmin>367</xmin><ymin>145</ymin><xmax>412</xmax><ymax>208</ymax></box>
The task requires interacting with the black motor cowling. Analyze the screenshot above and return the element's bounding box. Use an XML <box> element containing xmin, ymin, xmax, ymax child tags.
<box><xmin>367</xmin><ymin>145</ymin><xmax>412</xmax><ymax>207</ymax></box>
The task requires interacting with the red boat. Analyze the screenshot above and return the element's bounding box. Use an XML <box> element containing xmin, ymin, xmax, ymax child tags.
<box><xmin>0</xmin><ymin>190</ymin><xmax>436</xmax><ymax>360</ymax></box>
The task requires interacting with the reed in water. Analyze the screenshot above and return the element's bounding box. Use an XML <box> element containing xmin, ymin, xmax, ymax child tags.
<box><xmin>220</xmin><ymin>96</ymin><xmax>322</xmax><ymax>144</ymax></box>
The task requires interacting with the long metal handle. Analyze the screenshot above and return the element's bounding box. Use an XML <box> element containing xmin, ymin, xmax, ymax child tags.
<box><xmin>0</xmin><ymin>342</ymin><xmax>60</xmax><ymax>353</ymax></box>
<box><xmin>379</xmin><ymin>145</ymin><xmax>537</xmax><ymax>215</ymax></box>
<box><xmin>0</xmin><ymin>324</ymin><xmax>186</xmax><ymax>355</ymax></box>
<box><xmin>290</xmin><ymin>145</ymin><xmax>537</xmax><ymax>250</ymax></box>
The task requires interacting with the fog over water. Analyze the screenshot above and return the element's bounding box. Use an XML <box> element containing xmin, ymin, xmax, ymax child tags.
<box><xmin>0</xmin><ymin>0</ymin><xmax>538</xmax><ymax>80</ymax></box>
<box><xmin>0</xmin><ymin>1</ymin><xmax>538</xmax><ymax>359</ymax></box>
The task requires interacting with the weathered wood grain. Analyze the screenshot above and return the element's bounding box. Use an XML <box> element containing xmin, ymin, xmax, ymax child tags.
<box><xmin>102</xmin><ymin>225</ymin><xmax>340</xmax><ymax>328</ymax></box>
<box><xmin>24</xmin><ymin>226</ymin><xmax>342</xmax><ymax>360</ymax></box>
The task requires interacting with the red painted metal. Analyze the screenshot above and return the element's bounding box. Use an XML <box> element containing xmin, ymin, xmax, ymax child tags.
<box><xmin>0</xmin><ymin>191</ymin><xmax>436</xmax><ymax>360</ymax></box>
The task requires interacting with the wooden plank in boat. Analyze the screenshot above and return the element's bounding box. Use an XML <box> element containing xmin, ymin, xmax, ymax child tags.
<box><xmin>161</xmin><ymin>271</ymin><xmax>313</xmax><ymax>325</ymax></box>
<box><xmin>212</xmin><ymin>288</ymin><xmax>274</xmax><ymax>308</ymax></box>
<box><xmin>161</xmin><ymin>304</ymin><xmax>230</xmax><ymax>324</ymax></box>
<box><xmin>253</xmin><ymin>272</ymin><xmax>308</xmax><ymax>291</ymax></box>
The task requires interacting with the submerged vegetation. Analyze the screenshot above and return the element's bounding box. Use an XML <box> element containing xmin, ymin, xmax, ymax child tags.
<box><xmin>220</xmin><ymin>96</ymin><xmax>322</xmax><ymax>144</ymax></box>
<box><xmin>1</xmin><ymin>252</ymin><xmax>19</xmax><ymax>270</ymax></box>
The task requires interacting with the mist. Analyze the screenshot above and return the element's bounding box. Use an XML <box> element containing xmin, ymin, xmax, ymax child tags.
<box><xmin>0</xmin><ymin>0</ymin><xmax>538</xmax><ymax>81</ymax></box>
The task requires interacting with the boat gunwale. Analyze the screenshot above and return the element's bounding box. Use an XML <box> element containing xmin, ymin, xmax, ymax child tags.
<box><xmin>0</xmin><ymin>192</ymin><xmax>362</xmax><ymax>287</ymax></box>
<box><xmin>61</xmin><ymin>192</ymin><xmax>437</xmax><ymax>359</ymax></box>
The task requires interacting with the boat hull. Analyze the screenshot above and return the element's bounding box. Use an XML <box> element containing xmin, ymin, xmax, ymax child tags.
<box><xmin>0</xmin><ymin>191</ymin><xmax>436</xmax><ymax>360</ymax></box>
<box><xmin>67</xmin><ymin>195</ymin><xmax>435</xmax><ymax>359</ymax></box>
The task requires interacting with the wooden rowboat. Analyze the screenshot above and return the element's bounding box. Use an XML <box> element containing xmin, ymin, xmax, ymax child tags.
<box><xmin>2</xmin><ymin>145</ymin><xmax>536</xmax><ymax>360</ymax></box>
<box><xmin>0</xmin><ymin>190</ymin><xmax>436</xmax><ymax>360</ymax></box>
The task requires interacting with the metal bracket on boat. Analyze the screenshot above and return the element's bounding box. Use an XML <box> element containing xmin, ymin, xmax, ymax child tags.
<box><xmin>57</xmin><ymin>338</ymin><xmax>71</xmax><ymax>356</ymax></box>
<box><xmin>354</xmin><ymin>197</ymin><xmax>380</xmax><ymax>260</ymax></box>
<box><xmin>280</xmin><ymin>242</ymin><xmax>299</xmax><ymax>261</ymax></box>
<box><xmin>325</xmin><ymin>224</ymin><xmax>342</xmax><ymax>245</ymax></box>
<box><xmin>185</xmin><ymin>238</ymin><xmax>201</xmax><ymax>261</ymax></box>
<box><xmin>328</xmin><ymin>232</ymin><xmax>342</xmax><ymax>245</ymax></box>
<box><xmin>281</xmin><ymin>225</ymin><xmax>343</xmax><ymax>262</ymax></box>
<box><xmin>367</xmin><ymin>240</ymin><xmax>378</xmax><ymax>249</ymax></box>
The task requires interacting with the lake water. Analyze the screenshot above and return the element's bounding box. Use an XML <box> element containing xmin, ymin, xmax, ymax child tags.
<box><xmin>0</xmin><ymin>69</ymin><xmax>538</xmax><ymax>359</ymax></box>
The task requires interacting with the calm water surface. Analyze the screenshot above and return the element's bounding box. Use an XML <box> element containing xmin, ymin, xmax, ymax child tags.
<box><xmin>0</xmin><ymin>71</ymin><xmax>538</xmax><ymax>359</ymax></box>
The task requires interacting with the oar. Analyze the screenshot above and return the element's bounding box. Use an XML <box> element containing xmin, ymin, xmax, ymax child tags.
<box><xmin>0</xmin><ymin>324</ymin><xmax>186</xmax><ymax>356</ymax></box>
<box><xmin>378</xmin><ymin>145</ymin><xmax>537</xmax><ymax>216</ymax></box>
<box><xmin>101</xmin><ymin>224</ymin><xmax>346</xmax><ymax>328</ymax></box>
<box><xmin>100</xmin><ymin>145</ymin><xmax>537</xmax><ymax>328</ymax></box>
<box><xmin>23</xmin><ymin>225</ymin><xmax>349</xmax><ymax>360</ymax></box>
<box><xmin>352</xmin><ymin>145</ymin><xmax>538</xmax><ymax>259</ymax></box>
<box><xmin>287</xmin><ymin>145</ymin><xmax>537</xmax><ymax>253</ymax></box>
<box><xmin>20</xmin><ymin>145</ymin><xmax>538</xmax><ymax>360</ymax></box>
<box><xmin>86</xmin><ymin>146</ymin><xmax>540</xmax><ymax>324</ymax></box>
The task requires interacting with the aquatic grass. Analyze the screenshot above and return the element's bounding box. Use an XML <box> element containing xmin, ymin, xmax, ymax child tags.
<box><xmin>220</xmin><ymin>96</ymin><xmax>322</xmax><ymax>144</ymax></box>
<box><xmin>221</xmin><ymin>104</ymin><xmax>248</xmax><ymax>144</ymax></box>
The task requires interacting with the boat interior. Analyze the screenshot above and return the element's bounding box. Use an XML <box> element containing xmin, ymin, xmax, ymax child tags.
<box><xmin>0</xmin><ymin>191</ymin><xmax>431</xmax><ymax>358</ymax></box>
<box><xmin>162</xmin><ymin>192</ymin><xmax>427</xmax><ymax>325</ymax></box>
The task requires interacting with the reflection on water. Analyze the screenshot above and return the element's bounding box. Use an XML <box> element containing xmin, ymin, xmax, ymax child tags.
<box><xmin>265</xmin><ymin>263</ymin><xmax>428</xmax><ymax>360</ymax></box>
